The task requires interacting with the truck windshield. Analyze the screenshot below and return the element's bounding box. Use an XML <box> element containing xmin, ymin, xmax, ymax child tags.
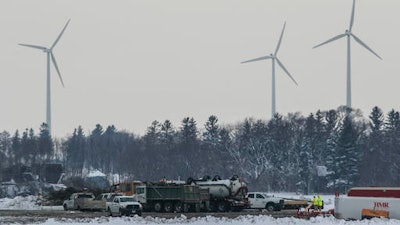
<box><xmin>136</xmin><ymin>187</ymin><xmax>144</xmax><ymax>194</ymax></box>
<box><xmin>120</xmin><ymin>197</ymin><xmax>134</xmax><ymax>202</ymax></box>
<box><xmin>78</xmin><ymin>194</ymin><xmax>94</xmax><ymax>198</ymax></box>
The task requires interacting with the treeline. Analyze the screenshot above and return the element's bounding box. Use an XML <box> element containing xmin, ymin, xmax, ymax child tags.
<box><xmin>1</xmin><ymin>106</ymin><xmax>400</xmax><ymax>194</ymax></box>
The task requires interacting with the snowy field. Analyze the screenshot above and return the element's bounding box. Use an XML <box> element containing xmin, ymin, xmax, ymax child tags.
<box><xmin>0</xmin><ymin>194</ymin><xmax>398</xmax><ymax>225</ymax></box>
<box><xmin>37</xmin><ymin>215</ymin><xmax>399</xmax><ymax>225</ymax></box>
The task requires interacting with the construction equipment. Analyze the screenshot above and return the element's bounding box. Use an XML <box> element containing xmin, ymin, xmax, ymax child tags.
<box><xmin>296</xmin><ymin>208</ymin><xmax>334</xmax><ymax>219</ymax></box>
<box><xmin>135</xmin><ymin>182</ymin><xmax>208</xmax><ymax>213</ymax></box>
<box><xmin>187</xmin><ymin>175</ymin><xmax>248</xmax><ymax>212</ymax></box>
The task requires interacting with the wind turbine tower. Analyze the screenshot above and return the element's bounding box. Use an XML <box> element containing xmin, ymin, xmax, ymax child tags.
<box><xmin>19</xmin><ymin>19</ymin><xmax>70</xmax><ymax>135</ymax></box>
<box><xmin>241</xmin><ymin>22</ymin><xmax>298</xmax><ymax>118</ymax></box>
<box><xmin>313</xmin><ymin>0</ymin><xmax>382</xmax><ymax>109</ymax></box>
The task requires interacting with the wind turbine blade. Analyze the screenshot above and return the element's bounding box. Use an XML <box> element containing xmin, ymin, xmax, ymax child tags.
<box><xmin>351</xmin><ymin>33</ymin><xmax>382</xmax><ymax>60</ymax></box>
<box><xmin>313</xmin><ymin>33</ymin><xmax>346</xmax><ymax>49</ymax></box>
<box><xmin>51</xmin><ymin>19</ymin><xmax>70</xmax><ymax>50</ymax></box>
<box><xmin>349</xmin><ymin>0</ymin><xmax>356</xmax><ymax>31</ymax></box>
<box><xmin>275</xmin><ymin>57</ymin><xmax>298</xmax><ymax>85</ymax></box>
<box><xmin>274</xmin><ymin>22</ymin><xmax>286</xmax><ymax>56</ymax></box>
<box><xmin>241</xmin><ymin>55</ymin><xmax>272</xmax><ymax>64</ymax></box>
<box><xmin>18</xmin><ymin>43</ymin><xmax>47</xmax><ymax>51</ymax></box>
<box><xmin>51</xmin><ymin>52</ymin><xmax>65</xmax><ymax>87</ymax></box>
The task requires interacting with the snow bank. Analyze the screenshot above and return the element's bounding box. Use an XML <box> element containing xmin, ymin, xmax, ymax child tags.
<box><xmin>0</xmin><ymin>195</ymin><xmax>41</xmax><ymax>210</ymax></box>
<box><xmin>39</xmin><ymin>215</ymin><xmax>400</xmax><ymax>225</ymax></box>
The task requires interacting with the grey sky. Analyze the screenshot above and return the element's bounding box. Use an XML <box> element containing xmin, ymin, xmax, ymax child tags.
<box><xmin>1</xmin><ymin>0</ymin><xmax>399</xmax><ymax>137</ymax></box>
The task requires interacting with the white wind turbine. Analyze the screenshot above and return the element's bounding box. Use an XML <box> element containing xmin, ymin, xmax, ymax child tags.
<box><xmin>19</xmin><ymin>19</ymin><xmax>70</xmax><ymax>134</ymax></box>
<box><xmin>313</xmin><ymin>0</ymin><xmax>382</xmax><ymax>109</ymax></box>
<box><xmin>241</xmin><ymin>22</ymin><xmax>298</xmax><ymax>118</ymax></box>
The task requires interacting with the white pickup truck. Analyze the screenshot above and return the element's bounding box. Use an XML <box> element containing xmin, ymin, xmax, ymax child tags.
<box><xmin>63</xmin><ymin>192</ymin><xmax>106</xmax><ymax>211</ymax></box>
<box><xmin>107</xmin><ymin>196</ymin><xmax>142</xmax><ymax>216</ymax></box>
<box><xmin>246</xmin><ymin>192</ymin><xmax>284</xmax><ymax>211</ymax></box>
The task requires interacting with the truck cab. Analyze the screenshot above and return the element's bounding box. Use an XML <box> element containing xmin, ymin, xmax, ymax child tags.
<box><xmin>108</xmin><ymin>196</ymin><xmax>142</xmax><ymax>216</ymax></box>
<box><xmin>246</xmin><ymin>192</ymin><xmax>284</xmax><ymax>211</ymax></box>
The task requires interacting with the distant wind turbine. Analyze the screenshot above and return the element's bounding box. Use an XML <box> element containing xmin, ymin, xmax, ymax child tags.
<box><xmin>241</xmin><ymin>22</ymin><xmax>298</xmax><ymax>118</ymax></box>
<box><xmin>313</xmin><ymin>0</ymin><xmax>382</xmax><ymax>109</ymax></box>
<box><xmin>19</xmin><ymin>19</ymin><xmax>70</xmax><ymax>134</ymax></box>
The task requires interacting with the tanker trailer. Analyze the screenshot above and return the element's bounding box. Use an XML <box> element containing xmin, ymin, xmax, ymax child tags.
<box><xmin>187</xmin><ymin>175</ymin><xmax>248</xmax><ymax>212</ymax></box>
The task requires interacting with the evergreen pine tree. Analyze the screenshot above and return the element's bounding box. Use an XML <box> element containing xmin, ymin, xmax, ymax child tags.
<box><xmin>333</xmin><ymin>115</ymin><xmax>361</xmax><ymax>192</ymax></box>
<box><xmin>38</xmin><ymin>123</ymin><xmax>54</xmax><ymax>162</ymax></box>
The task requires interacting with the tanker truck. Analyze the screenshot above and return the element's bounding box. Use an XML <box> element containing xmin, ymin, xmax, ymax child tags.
<box><xmin>186</xmin><ymin>175</ymin><xmax>248</xmax><ymax>212</ymax></box>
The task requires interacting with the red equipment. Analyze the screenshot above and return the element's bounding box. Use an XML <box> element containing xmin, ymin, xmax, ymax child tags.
<box><xmin>296</xmin><ymin>209</ymin><xmax>334</xmax><ymax>219</ymax></box>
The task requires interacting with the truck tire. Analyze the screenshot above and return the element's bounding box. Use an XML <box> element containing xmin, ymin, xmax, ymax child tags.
<box><xmin>183</xmin><ymin>204</ymin><xmax>189</xmax><ymax>213</ymax></box>
<box><xmin>266</xmin><ymin>203</ymin><xmax>275</xmax><ymax>212</ymax></box>
<box><xmin>63</xmin><ymin>204</ymin><xmax>68</xmax><ymax>211</ymax></box>
<box><xmin>164</xmin><ymin>202</ymin><xmax>173</xmax><ymax>213</ymax></box>
<box><xmin>217</xmin><ymin>202</ymin><xmax>228</xmax><ymax>212</ymax></box>
<box><xmin>174</xmin><ymin>202</ymin><xmax>183</xmax><ymax>213</ymax></box>
<box><xmin>209</xmin><ymin>203</ymin><xmax>217</xmax><ymax>212</ymax></box>
<box><xmin>195</xmin><ymin>203</ymin><xmax>201</xmax><ymax>212</ymax></box>
<box><xmin>154</xmin><ymin>202</ymin><xmax>162</xmax><ymax>212</ymax></box>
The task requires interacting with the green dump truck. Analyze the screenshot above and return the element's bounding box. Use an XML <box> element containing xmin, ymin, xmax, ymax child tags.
<box><xmin>136</xmin><ymin>183</ymin><xmax>209</xmax><ymax>212</ymax></box>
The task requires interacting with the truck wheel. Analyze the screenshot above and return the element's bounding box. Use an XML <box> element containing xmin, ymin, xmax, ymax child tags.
<box><xmin>164</xmin><ymin>202</ymin><xmax>173</xmax><ymax>213</ymax></box>
<box><xmin>195</xmin><ymin>203</ymin><xmax>201</xmax><ymax>212</ymax></box>
<box><xmin>63</xmin><ymin>204</ymin><xmax>68</xmax><ymax>211</ymax></box>
<box><xmin>209</xmin><ymin>203</ymin><xmax>217</xmax><ymax>212</ymax></box>
<box><xmin>174</xmin><ymin>202</ymin><xmax>183</xmax><ymax>213</ymax></box>
<box><xmin>217</xmin><ymin>202</ymin><xmax>228</xmax><ymax>212</ymax></box>
<box><xmin>154</xmin><ymin>202</ymin><xmax>162</xmax><ymax>212</ymax></box>
<box><xmin>266</xmin><ymin>203</ymin><xmax>275</xmax><ymax>212</ymax></box>
<box><xmin>108</xmin><ymin>208</ymin><xmax>112</xmax><ymax>216</ymax></box>
<box><xmin>183</xmin><ymin>204</ymin><xmax>189</xmax><ymax>213</ymax></box>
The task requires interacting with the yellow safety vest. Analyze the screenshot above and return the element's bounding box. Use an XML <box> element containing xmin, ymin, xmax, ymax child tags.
<box><xmin>317</xmin><ymin>196</ymin><xmax>322</xmax><ymax>207</ymax></box>
<box><xmin>313</xmin><ymin>197</ymin><xmax>318</xmax><ymax>206</ymax></box>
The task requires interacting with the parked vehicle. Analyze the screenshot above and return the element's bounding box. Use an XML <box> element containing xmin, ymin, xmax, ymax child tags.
<box><xmin>98</xmin><ymin>192</ymin><xmax>123</xmax><ymax>211</ymax></box>
<box><xmin>187</xmin><ymin>175</ymin><xmax>248</xmax><ymax>212</ymax></box>
<box><xmin>107</xmin><ymin>196</ymin><xmax>142</xmax><ymax>216</ymax></box>
<box><xmin>109</xmin><ymin>181</ymin><xmax>143</xmax><ymax>196</ymax></box>
<box><xmin>246</xmin><ymin>192</ymin><xmax>284</xmax><ymax>211</ymax></box>
<box><xmin>282</xmin><ymin>198</ymin><xmax>311</xmax><ymax>210</ymax></box>
<box><xmin>335</xmin><ymin>187</ymin><xmax>400</xmax><ymax>220</ymax></box>
<box><xmin>63</xmin><ymin>192</ymin><xmax>106</xmax><ymax>211</ymax></box>
<box><xmin>98</xmin><ymin>192</ymin><xmax>122</xmax><ymax>200</ymax></box>
<box><xmin>136</xmin><ymin>182</ymin><xmax>208</xmax><ymax>213</ymax></box>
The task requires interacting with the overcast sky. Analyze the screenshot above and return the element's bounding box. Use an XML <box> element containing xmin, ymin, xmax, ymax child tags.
<box><xmin>1</xmin><ymin>0</ymin><xmax>399</xmax><ymax>137</ymax></box>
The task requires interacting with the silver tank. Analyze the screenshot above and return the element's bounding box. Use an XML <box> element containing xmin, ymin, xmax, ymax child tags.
<box><xmin>188</xmin><ymin>175</ymin><xmax>247</xmax><ymax>199</ymax></box>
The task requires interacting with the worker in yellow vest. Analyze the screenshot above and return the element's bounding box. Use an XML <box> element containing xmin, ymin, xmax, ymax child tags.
<box><xmin>317</xmin><ymin>195</ymin><xmax>323</xmax><ymax>211</ymax></box>
<box><xmin>312</xmin><ymin>196</ymin><xmax>318</xmax><ymax>210</ymax></box>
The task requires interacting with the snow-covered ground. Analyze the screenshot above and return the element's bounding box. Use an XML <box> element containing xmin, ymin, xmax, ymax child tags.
<box><xmin>0</xmin><ymin>195</ymin><xmax>398</xmax><ymax>224</ymax></box>
<box><xmin>36</xmin><ymin>215</ymin><xmax>400</xmax><ymax>225</ymax></box>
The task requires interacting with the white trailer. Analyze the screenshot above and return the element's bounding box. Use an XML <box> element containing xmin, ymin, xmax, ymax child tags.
<box><xmin>335</xmin><ymin>195</ymin><xmax>400</xmax><ymax>220</ymax></box>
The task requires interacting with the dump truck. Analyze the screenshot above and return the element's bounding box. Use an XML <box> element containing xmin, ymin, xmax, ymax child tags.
<box><xmin>135</xmin><ymin>182</ymin><xmax>209</xmax><ymax>213</ymax></box>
